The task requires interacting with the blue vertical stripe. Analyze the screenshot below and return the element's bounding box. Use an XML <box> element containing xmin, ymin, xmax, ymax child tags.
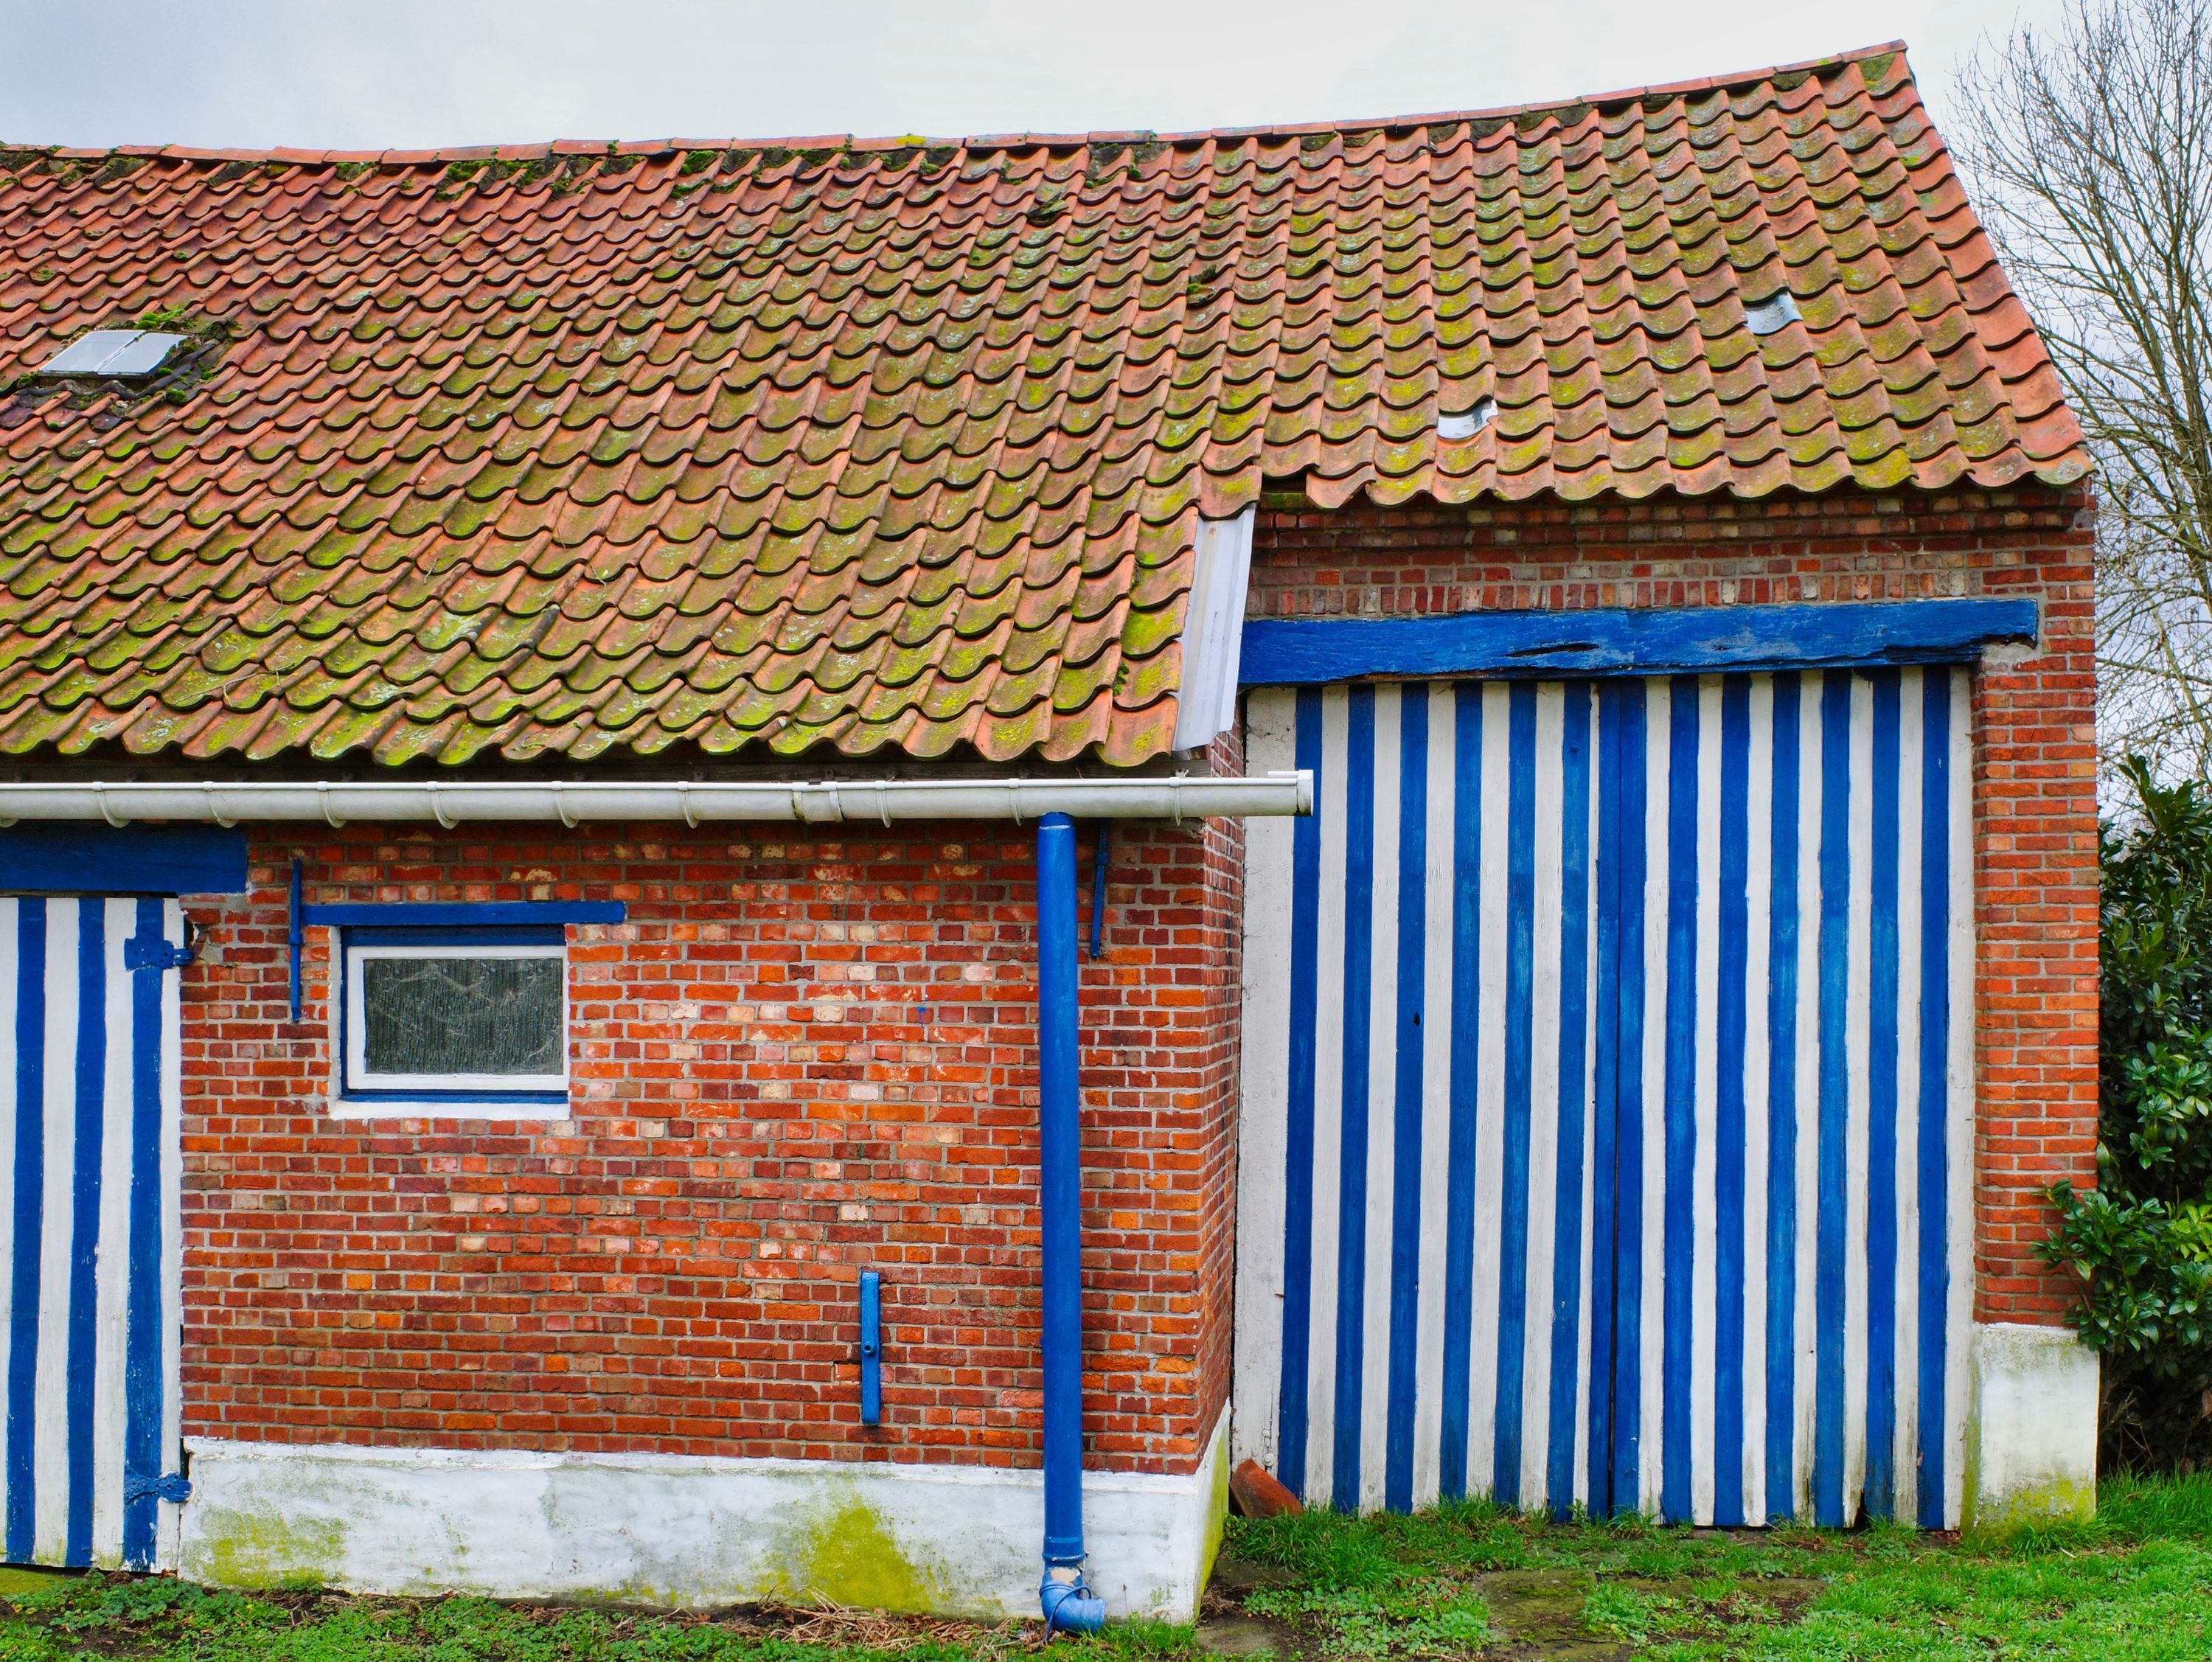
<box><xmin>1813</xmin><ymin>672</ymin><xmax>1854</xmax><ymax>1527</ymax></box>
<box><xmin>1546</xmin><ymin>684</ymin><xmax>1593</xmax><ymax>1519</ymax></box>
<box><xmin>1492</xmin><ymin>682</ymin><xmax>1539</xmax><ymax>1503</ymax></box>
<box><xmin>1439</xmin><ymin>684</ymin><xmax>1484</xmax><ymax>1499</ymax></box>
<box><xmin>1660</xmin><ymin>677</ymin><xmax>1701</xmax><ymax>1524</ymax></box>
<box><xmin>1865</xmin><ymin>672</ymin><xmax>1902</xmax><ymax>1519</ymax></box>
<box><xmin>1916</xmin><ymin>670</ymin><xmax>1954</xmax><ymax>1529</ymax></box>
<box><xmin>1331</xmin><ymin>686</ymin><xmax>1377</xmax><ymax>1510</ymax></box>
<box><xmin>1276</xmin><ymin>689</ymin><xmax>1325</xmax><ymax>1495</ymax></box>
<box><xmin>123</xmin><ymin>900</ymin><xmax>166</xmax><ymax>1570</ymax></box>
<box><xmin>7</xmin><ymin>899</ymin><xmax>47</xmax><ymax>1564</ymax></box>
<box><xmin>1384</xmin><ymin>686</ymin><xmax>1429</xmax><ymax>1512</ymax></box>
<box><xmin>66</xmin><ymin>902</ymin><xmax>105</xmax><ymax>1568</ymax></box>
<box><xmin>1608</xmin><ymin>681</ymin><xmax>1649</xmax><ymax>1515</ymax></box>
<box><xmin>1764</xmin><ymin>673</ymin><xmax>1803</xmax><ymax>1523</ymax></box>
<box><xmin>1586</xmin><ymin>684</ymin><xmax>1624</xmax><ymax>1516</ymax></box>
<box><xmin>1713</xmin><ymin>678</ymin><xmax>1750</xmax><ymax>1527</ymax></box>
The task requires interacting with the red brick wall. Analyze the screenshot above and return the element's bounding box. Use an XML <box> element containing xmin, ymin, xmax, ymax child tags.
<box><xmin>1248</xmin><ymin>483</ymin><xmax>2099</xmax><ymax>1324</ymax></box>
<box><xmin>179</xmin><ymin>816</ymin><xmax>1241</xmax><ymax>1474</ymax></box>
<box><xmin>168</xmin><ymin>481</ymin><xmax>2095</xmax><ymax>1478</ymax></box>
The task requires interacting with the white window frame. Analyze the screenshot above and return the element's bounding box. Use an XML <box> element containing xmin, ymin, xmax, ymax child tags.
<box><xmin>341</xmin><ymin>939</ymin><xmax>568</xmax><ymax>1098</ymax></box>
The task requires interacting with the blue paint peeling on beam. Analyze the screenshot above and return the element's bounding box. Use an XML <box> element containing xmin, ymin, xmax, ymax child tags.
<box><xmin>1239</xmin><ymin>600</ymin><xmax>2038</xmax><ymax>685</ymax></box>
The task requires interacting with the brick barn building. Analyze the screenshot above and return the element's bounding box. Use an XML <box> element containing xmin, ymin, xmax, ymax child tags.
<box><xmin>0</xmin><ymin>43</ymin><xmax>2097</xmax><ymax>1621</ymax></box>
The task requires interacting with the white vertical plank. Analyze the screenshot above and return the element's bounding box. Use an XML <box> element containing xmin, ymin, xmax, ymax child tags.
<box><xmin>1520</xmin><ymin>684</ymin><xmax>1565</xmax><ymax>1506</ymax></box>
<box><xmin>1234</xmin><ymin>692</ymin><xmax>1298</xmax><ymax>1472</ymax></box>
<box><xmin>92</xmin><ymin>900</ymin><xmax>135</xmax><ymax>1566</ymax></box>
<box><xmin>1893</xmin><ymin>672</ymin><xmax>1927</xmax><ymax>1526</ymax></box>
<box><xmin>1466</xmin><ymin>682</ymin><xmax>1512</xmax><ymax>1500</ymax></box>
<box><xmin>1305</xmin><ymin>687</ymin><xmax>1352</xmax><ymax>1503</ymax></box>
<box><xmin>32</xmin><ymin>902</ymin><xmax>79</xmax><ymax>1562</ymax></box>
<box><xmin>1361</xmin><ymin>687</ymin><xmax>1405</xmax><ymax>1512</ymax></box>
<box><xmin>1944</xmin><ymin>667</ymin><xmax>1976</xmax><ymax>1530</ymax></box>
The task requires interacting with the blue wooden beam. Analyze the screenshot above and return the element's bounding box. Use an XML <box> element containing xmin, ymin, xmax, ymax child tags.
<box><xmin>299</xmin><ymin>900</ymin><xmax>625</xmax><ymax>928</ymax></box>
<box><xmin>1239</xmin><ymin>599</ymin><xmax>2039</xmax><ymax>685</ymax></box>
<box><xmin>0</xmin><ymin>825</ymin><xmax>247</xmax><ymax>894</ymax></box>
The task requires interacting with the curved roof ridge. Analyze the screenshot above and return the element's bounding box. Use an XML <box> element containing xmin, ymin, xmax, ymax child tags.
<box><xmin>4</xmin><ymin>41</ymin><xmax>1914</xmax><ymax>167</ymax></box>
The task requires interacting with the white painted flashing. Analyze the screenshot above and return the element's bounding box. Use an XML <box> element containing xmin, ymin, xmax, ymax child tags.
<box><xmin>1172</xmin><ymin>510</ymin><xmax>1256</xmax><ymax>753</ymax></box>
<box><xmin>178</xmin><ymin>1411</ymin><xmax>1230</xmax><ymax>1619</ymax></box>
<box><xmin>1964</xmin><ymin>1321</ymin><xmax>2098</xmax><ymax>1531</ymax></box>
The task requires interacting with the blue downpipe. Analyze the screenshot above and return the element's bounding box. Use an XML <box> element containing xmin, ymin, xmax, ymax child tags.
<box><xmin>1036</xmin><ymin>813</ymin><xmax>1107</xmax><ymax>1635</ymax></box>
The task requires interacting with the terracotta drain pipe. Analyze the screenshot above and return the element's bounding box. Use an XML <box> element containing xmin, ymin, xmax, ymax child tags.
<box><xmin>1034</xmin><ymin>812</ymin><xmax>1107</xmax><ymax>1635</ymax></box>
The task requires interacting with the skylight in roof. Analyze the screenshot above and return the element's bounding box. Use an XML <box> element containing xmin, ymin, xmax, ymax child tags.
<box><xmin>38</xmin><ymin>329</ymin><xmax>188</xmax><ymax>378</ymax></box>
<box><xmin>1437</xmin><ymin>397</ymin><xmax>1498</xmax><ymax>441</ymax></box>
<box><xmin>1744</xmin><ymin>291</ymin><xmax>1802</xmax><ymax>336</ymax></box>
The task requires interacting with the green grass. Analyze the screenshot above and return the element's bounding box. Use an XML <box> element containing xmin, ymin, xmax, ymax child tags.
<box><xmin>3</xmin><ymin>1476</ymin><xmax>2212</xmax><ymax>1659</ymax></box>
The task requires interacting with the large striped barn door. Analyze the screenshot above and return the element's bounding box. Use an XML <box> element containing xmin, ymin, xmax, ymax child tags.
<box><xmin>1234</xmin><ymin>672</ymin><xmax>1974</xmax><ymax>1529</ymax></box>
<box><xmin>0</xmin><ymin>898</ymin><xmax>185</xmax><ymax>1570</ymax></box>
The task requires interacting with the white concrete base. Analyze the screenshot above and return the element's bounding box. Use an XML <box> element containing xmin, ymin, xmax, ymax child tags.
<box><xmin>177</xmin><ymin>1412</ymin><xmax>1228</xmax><ymax>1620</ymax></box>
<box><xmin>1964</xmin><ymin>1321</ymin><xmax>2099</xmax><ymax>1531</ymax></box>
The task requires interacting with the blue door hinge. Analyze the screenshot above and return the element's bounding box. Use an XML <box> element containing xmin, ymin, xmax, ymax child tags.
<box><xmin>124</xmin><ymin>933</ymin><xmax>194</xmax><ymax>973</ymax></box>
<box><xmin>122</xmin><ymin>1470</ymin><xmax>192</xmax><ymax>1504</ymax></box>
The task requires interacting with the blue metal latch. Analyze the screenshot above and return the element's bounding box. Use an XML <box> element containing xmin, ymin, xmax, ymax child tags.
<box><xmin>124</xmin><ymin>932</ymin><xmax>194</xmax><ymax>973</ymax></box>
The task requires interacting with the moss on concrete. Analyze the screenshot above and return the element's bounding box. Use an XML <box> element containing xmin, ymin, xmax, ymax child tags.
<box><xmin>771</xmin><ymin>1492</ymin><xmax>946</xmax><ymax>1615</ymax></box>
<box><xmin>1195</xmin><ymin>1439</ymin><xmax>1231</xmax><ymax>1596</ymax></box>
<box><xmin>187</xmin><ymin>1506</ymin><xmax>344</xmax><ymax>1590</ymax></box>
<box><xmin>1964</xmin><ymin>1473</ymin><xmax>2099</xmax><ymax>1537</ymax></box>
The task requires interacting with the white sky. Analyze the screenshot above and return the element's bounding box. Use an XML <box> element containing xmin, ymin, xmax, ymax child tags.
<box><xmin>0</xmin><ymin>0</ymin><xmax>2073</xmax><ymax>153</ymax></box>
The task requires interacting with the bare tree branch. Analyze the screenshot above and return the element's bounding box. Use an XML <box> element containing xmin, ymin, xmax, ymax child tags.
<box><xmin>1953</xmin><ymin>0</ymin><xmax>2212</xmax><ymax>779</ymax></box>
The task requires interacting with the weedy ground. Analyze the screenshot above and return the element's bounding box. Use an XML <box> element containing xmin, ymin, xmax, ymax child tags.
<box><xmin>2</xmin><ymin>1474</ymin><xmax>2211</xmax><ymax>1660</ymax></box>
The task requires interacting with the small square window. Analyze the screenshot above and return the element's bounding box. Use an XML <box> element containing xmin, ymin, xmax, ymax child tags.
<box><xmin>341</xmin><ymin>927</ymin><xmax>567</xmax><ymax>1104</ymax></box>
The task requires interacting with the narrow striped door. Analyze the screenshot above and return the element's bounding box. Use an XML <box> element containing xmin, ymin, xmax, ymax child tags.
<box><xmin>1234</xmin><ymin>672</ymin><xmax>1973</xmax><ymax>1529</ymax></box>
<box><xmin>0</xmin><ymin>898</ymin><xmax>184</xmax><ymax>1570</ymax></box>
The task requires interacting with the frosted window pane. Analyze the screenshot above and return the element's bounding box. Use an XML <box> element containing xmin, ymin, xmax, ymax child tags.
<box><xmin>360</xmin><ymin>956</ymin><xmax>562</xmax><ymax>1076</ymax></box>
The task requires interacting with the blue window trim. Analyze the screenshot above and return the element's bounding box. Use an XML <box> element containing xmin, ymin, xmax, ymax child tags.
<box><xmin>1238</xmin><ymin>599</ymin><xmax>2039</xmax><ymax>686</ymax></box>
<box><xmin>333</xmin><ymin>917</ymin><xmax>578</xmax><ymax>1110</ymax></box>
<box><xmin>287</xmin><ymin>885</ymin><xmax>622</xmax><ymax>1026</ymax></box>
<box><xmin>344</xmin><ymin>925</ymin><xmax>564</xmax><ymax>948</ymax></box>
<box><xmin>302</xmin><ymin>901</ymin><xmax>623</xmax><ymax>928</ymax></box>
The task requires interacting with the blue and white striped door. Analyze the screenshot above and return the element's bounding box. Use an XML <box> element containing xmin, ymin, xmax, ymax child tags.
<box><xmin>1234</xmin><ymin>672</ymin><xmax>1973</xmax><ymax>1529</ymax></box>
<box><xmin>0</xmin><ymin>898</ymin><xmax>184</xmax><ymax>1570</ymax></box>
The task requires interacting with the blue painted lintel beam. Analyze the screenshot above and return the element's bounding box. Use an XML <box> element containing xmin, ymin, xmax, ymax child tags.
<box><xmin>0</xmin><ymin>825</ymin><xmax>246</xmax><ymax>895</ymax></box>
<box><xmin>1239</xmin><ymin>599</ymin><xmax>2039</xmax><ymax>686</ymax></box>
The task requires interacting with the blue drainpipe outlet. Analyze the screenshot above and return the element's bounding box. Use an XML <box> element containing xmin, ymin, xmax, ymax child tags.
<box><xmin>1035</xmin><ymin>813</ymin><xmax>1107</xmax><ymax>1635</ymax></box>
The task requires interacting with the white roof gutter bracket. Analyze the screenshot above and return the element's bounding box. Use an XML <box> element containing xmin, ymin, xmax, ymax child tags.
<box><xmin>0</xmin><ymin>773</ymin><xmax>1313</xmax><ymax>827</ymax></box>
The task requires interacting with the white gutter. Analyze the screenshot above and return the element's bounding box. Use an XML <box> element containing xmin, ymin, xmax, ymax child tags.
<box><xmin>0</xmin><ymin>773</ymin><xmax>1312</xmax><ymax>828</ymax></box>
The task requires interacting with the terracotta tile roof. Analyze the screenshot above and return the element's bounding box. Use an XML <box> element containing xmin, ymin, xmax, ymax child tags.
<box><xmin>0</xmin><ymin>44</ymin><xmax>2087</xmax><ymax>768</ymax></box>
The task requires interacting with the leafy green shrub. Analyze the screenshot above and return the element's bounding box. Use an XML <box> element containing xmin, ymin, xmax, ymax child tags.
<box><xmin>2042</xmin><ymin>759</ymin><xmax>2212</xmax><ymax>1467</ymax></box>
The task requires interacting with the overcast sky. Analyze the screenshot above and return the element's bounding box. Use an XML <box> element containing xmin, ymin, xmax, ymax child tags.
<box><xmin>1</xmin><ymin>0</ymin><xmax>2070</xmax><ymax>153</ymax></box>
